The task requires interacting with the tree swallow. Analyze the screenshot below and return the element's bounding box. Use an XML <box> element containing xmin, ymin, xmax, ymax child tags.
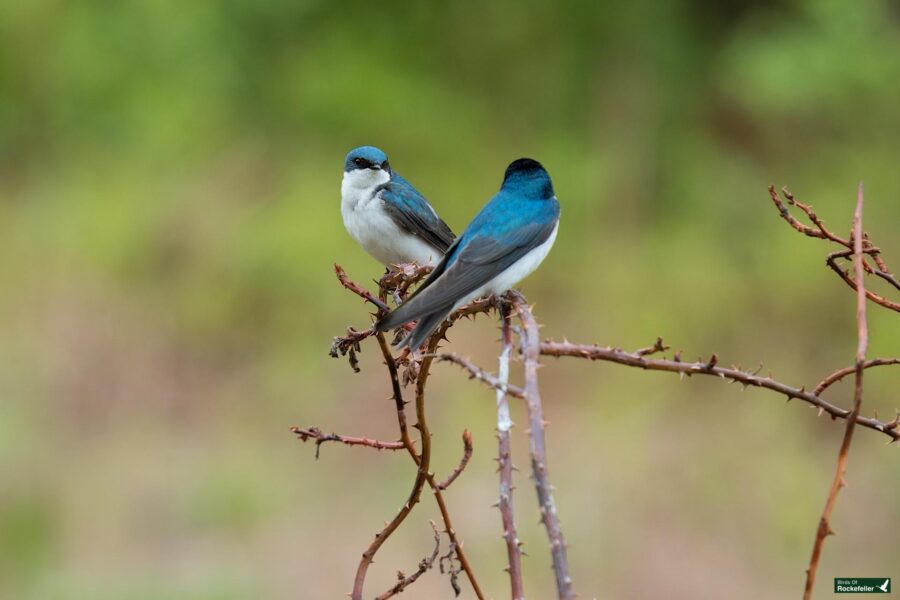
<box><xmin>377</xmin><ymin>158</ymin><xmax>560</xmax><ymax>349</ymax></box>
<box><xmin>341</xmin><ymin>146</ymin><xmax>455</xmax><ymax>266</ymax></box>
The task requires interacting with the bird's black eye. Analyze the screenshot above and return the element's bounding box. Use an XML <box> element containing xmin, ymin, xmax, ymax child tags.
<box><xmin>353</xmin><ymin>157</ymin><xmax>366</xmax><ymax>167</ymax></box>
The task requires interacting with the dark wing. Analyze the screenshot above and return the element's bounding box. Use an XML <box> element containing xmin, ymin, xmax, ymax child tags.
<box><xmin>379</xmin><ymin>178</ymin><xmax>455</xmax><ymax>253</ymax></box>
<box><xmin>377</xmin><ymin>217</ymin><xmax>556</xmax><ymax>331</ymax></box>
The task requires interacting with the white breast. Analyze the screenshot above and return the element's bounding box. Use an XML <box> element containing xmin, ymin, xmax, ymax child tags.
<box><xmin>341</xmin><ymin>171</ymin><xmax>441</xmax><ymax>266</ymax></box>
<box><xmin>452</xmin><ymin>220</ymin><xmax>559</xmax><ymax>311</ymax></box>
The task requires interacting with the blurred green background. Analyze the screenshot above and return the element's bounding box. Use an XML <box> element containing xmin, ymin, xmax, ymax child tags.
<box><xmin>2</xmin><ymin>0</ymin><xmax>899</xmax><ymax>598</ymax></box>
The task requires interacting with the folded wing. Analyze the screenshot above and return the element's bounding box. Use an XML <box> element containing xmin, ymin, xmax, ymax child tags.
<box><xmin>379</xmin><ymin>177</ymin><xmax>455</xmax><ymax>253</ymax></box>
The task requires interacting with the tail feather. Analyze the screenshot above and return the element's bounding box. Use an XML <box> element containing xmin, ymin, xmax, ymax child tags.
<box><xmin>377</xmin><ymin>292</ymin><xmax>451</xmax><ymax>333</ymax></box>
<box><xmin>398</xmin><ymin>308</ymin><xmax>452</xmax><ymax>351</ymax></box>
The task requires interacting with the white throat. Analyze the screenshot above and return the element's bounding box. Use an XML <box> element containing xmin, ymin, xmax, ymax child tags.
<box><xmin>341</xmin><ymin>168</ymin><xmax>391</xmax><ymax>209</ymax></box>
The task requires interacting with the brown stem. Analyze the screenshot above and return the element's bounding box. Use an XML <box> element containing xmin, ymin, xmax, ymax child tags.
<box><xmin>803</xmin><ymin>183</ymin><xmax>869</xmax><ymax>600</ymax></box>
<box><xmin>335</xmin><ymin>263</ymin><xmax>390</xmax><ymax>313</ymax></box>
<box><xmin>376</xmin><ymin>329</ymin><xmax>487</xmax><ymax>600</ymax></box>
<box><xmin>291</xmin><ymin>426</ymin><xmax>404</xmax><ymax>458</ymax></box>
<box><xmin>350</xmin><ymin>448</ymin><xmax>429</xmax><ymax>600</ymax></box>
<box><xmin>538</xmin><ymin>341</ymin><xmax>899</xmax><ymax>442</ymax></box>
<box><xmin>376</xmin><ymin>332</ymin><xmax>417</xmax><ymax>452</ymax></box>
<box><xmin>374</xmin><ymin>521</ymin><xmax>441</xmax><ymax>600</ymax></box>
<box><xmin>768</xmin><ymin>186</ymin><xmax>900</xmax><ymax>314</ymax></box>
<box><xmin>825</xmin><ymin>250</ymin><xmax>900</xmax><ymax>312</ymax></box>
<box><xmin>512</xmin><ymin>292</ymin><xmax>575</xmax><ymax>600</ymax></box>
<box><xmin>437</xmin><ymin>430</ymin><xmax>473</xmax><ymax>491</ymax></box>
<box><xmin>813</xmin><ymin>358</ymin><xmax>900</xmax><ymax>396</ymax></box>
<box><xmin>417</xmin><ymin>333</ymin><xmax>487</xmax><ymax>600</ymax></box>
<box><xmin>873</xmin><ymin>267</ymin><xmax>900</xmax><ymax>292</ymax></box>
<box><xmin>496</xmin><ymin>300</ymin><xmax>526</xmax><ymax>599</ymax></box>
<box><xmin>437</xmin><ymin>352</ymin><xmax>525</xmax><ymax>398</ymax></box>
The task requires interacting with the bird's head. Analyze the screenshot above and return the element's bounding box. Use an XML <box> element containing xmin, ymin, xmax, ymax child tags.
<box><xmin>343</xmin><ymin>146</ymin><xmax>392</xmax><ymax>189</ymax></box>
<box><xmin>501</xmin><ymin>158</ymin><xmax>554</xmax><ymax>199</ymax></box>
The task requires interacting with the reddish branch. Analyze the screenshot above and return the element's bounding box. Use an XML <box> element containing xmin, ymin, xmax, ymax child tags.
<box><xmin>291</xmin><ymin>426</ymin><xmax>404</xmax><ymax>458</ymax></box>
<box><xmin>336</xmin><ymin>263</ymin><xmax>485</xmax><ymax>600</ymax></box>
<box><xmin>495</xmin><ymin>301</ymin><xmax>526</xmax><ymax>599</ymax></box>
<box><xmin>769</xmin><ymin>186</ymin><xmax>899</xmax><ymax>313</ymax></box>
<box><xmin>351</xmin><ymin>417</ymin><xmax>430</xmax><ymax>600</ymax></box>
<box><xmin>335</xmin><ymin>263</ymin><xmax>390</xmax><ymax>313</ymax></box>
<box><xmin>803</xmin><ymin>184</ymin><xmax>870</xmax><ymax>600</ymax></box>
<box><xmin>512</xmin><ymin>291</ymin><xmax>576</xmax><ymax>600</ymax></box>
<box><xmin>444</xmin><ymin>344</ymin><xmax>899</xmax><ymax>443</ymax></box>
<box><xmin>438</xmin><ymin>353</ymin><xmax>526</xmax><ymax>398</ymax></box>
<box><xmin>813</xmin><ymin>358</ymin><xmax>900</xmax><ymax>396</ymax></box>
<box><xmin>538</xmin><ymin>340</ymin><xmax>900</xmax><ymax>442</ymax></box>
<box><xmin>362</xmin><ymin>326</ymin><xmax>485</xmax><ymax>600</ymax></box>
<box><xmin>824</xmin><ymin>249</ymin><xmax>900</xmax><ymax>312</ymax></box>
<box><xmin>374</xmin><ymin>521</ymin><xmax>441</xmax><ymax>600</ymax></box>
<box><xmin>437</xmin><ymin>430</ymin><xmax>473</xmax><ymax>491</ymax></box>
<box><xmin>413</xmin><ymin>331</ymin><xmax>487</xmax><ymax>600</ymax></box>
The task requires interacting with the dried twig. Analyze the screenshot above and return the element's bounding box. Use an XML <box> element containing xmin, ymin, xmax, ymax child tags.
<box><xmin>330</xmin><ymin>326</ymin><xmax>374</xmax><ymax>373</ymax></box>
<box><xmin>437</xmin><ymin>353</ymin><xmax>525</xmax><ymax>398</ymax></box>
<box><xmin>496</xmin><ymin>300</ymin><xmax>526</xmax><ymax>599</ymax></box>
<box><xmin>343</xmin><ymin>264</ymin><xmax>485</xmax><ymax>600</ymax></box>
<box><xmin>803</xmin><ymin>183</ymin><xmax>869</xmax><ymax>599</ymax></box>
<box><xmin>335</xmin><ymin>263</ymin><xmax>390</xmax><ymax>313</ymax></box>
<box><xmin>512</xmin><ymin>291</ymin><xmax>575</xmax><ymax>600</ymax></box>
<box><xmin>440</xmin><ymin>541</ymin><xmax>463</xmax><ymax>597</ymax></box>
<box><xmin>769</xmin><ymin>186</ymin><xmax>899</xmax><ymax>313</ymax></box>
<box><xmin>291</xmin><ymin>426</ymin><xmax>404</xmax><ymax>459</ymax></box>
<box><xmin>825</xmin><ymin>249</ymin><xmax>900</xmax><ymax>312</ymax></box>
<box><xmin>351</xmin><ymin>410</ymin><xmax>430</xmax><ymax>600</ymax></box>
<box><xmin>437</xmin><ymin>430</ymin><xmax>473</xmax><ymax>491</ymax></box>
<box><xmin>374</xmin><ymin>521</ymin><xmax>441</xmax><ymax>600</ymax></box>
<box><xmin>813</xmin><ymin>358</ymin><xmax>900</xmax><ymax>396</ymax></box>
<box><xmin>374</xmin><ymin>330</ymin><xmax>486</xmax><ymax>600</ymax></box>
<box><xmin>538</xmin><ymin>340</ymin><xmax>900</xmax><ymax>442</ymax></box>
<box><xmin>414</xmin><ymin>329</ymin><xmax>487</xmax><ymax>600</ymax></box>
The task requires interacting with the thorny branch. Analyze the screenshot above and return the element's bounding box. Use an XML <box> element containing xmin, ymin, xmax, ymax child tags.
<box><xmin>437</xmin><ymin>353</ymin><xmax>526</xmax><ymax>398</ymax></box>
<box><xmin>437</xmin><ymin>430</ymin><xmax>474</xmax><ymax>491</ymax></box>
<box><xmin>291</xmin><ymin>426</ymin><xmax>405</xmax><ymax>458</ymax></box>
<box><xmin>353</xmin><ymin>335</ymin><xmax>482</xmax><ymax>599</ymax></box>
<box><xmin>813</xmin><ymin>358</ymin><xmax>900</xmax><ymax>396</ymax></box>
<box><xmin>495</xmin><ymin>299</ymin><xmax>526</xmax><ymax>599</ymax></box>
<box><xmin>512</xmin><ymin>291</ymin><xmax>575</xmax><ymax>600</ymax></box>
<box><xmin>803</xmin><ymin>184</ymin><xmax>869</xmax><ymax>600</ymax></box>
<box><xmin>374</xmin><ymin>521</ymin><xmax>441</xmax><ymax>600</ymax></box>
<box><xmin>333</xmin><ymin>265</ymin><xmax>487</xmax><ymax>600</ymax></box>
<box><xmin>537</xmin><ymin>340</ymin><xmax>900</xmax><ymax>442</ymax></box>
<box><xmin>443</xmin><ymin>341</ymin><xmax>899</xmax><ymax>443</ymax></box>
<box><xmin>769</xmin><ymin>186</ymin><xmax>900</xmax><ymax>313</ymax></box>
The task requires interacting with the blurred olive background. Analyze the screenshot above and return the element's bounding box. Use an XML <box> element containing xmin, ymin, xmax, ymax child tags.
<box><xmin>2</xmin><ymin>1</ymin><xmax>900</xmax><ymax>598</ymax></box>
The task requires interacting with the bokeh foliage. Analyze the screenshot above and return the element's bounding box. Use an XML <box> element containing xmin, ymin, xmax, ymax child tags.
<box><xmin>1</xmin><ymin>1</ymin><xmax>899</xmax><ymax>598</ymax></box>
